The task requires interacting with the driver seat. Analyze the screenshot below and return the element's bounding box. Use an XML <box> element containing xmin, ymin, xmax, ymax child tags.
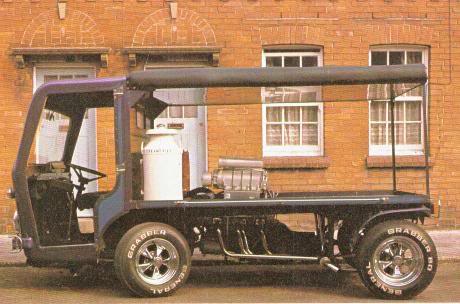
<box><xmin>77</xmin><ymin>191</ymin><xmax>110</xmax><ymax>210</ymax></box>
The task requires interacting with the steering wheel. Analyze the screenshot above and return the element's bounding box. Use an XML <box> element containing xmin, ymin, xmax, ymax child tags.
<box><xmin>68</xmin><ymin>164</ymin><xmax>106</xmax><ymax>197</ymax></box>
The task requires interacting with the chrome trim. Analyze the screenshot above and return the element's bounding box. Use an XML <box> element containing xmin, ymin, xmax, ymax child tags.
<box><xmin>216</xmin><ymin>229</ymin><xmax>318</xmax><ymax>262</ymax></box>
<box><xmin>183</xmin><ymin>197</ymin><xmax>384</xmax><ymax>205</ymax></box>
<box><xmin>134</xmin><ymin>238</ymin><xmax>180</xmax><ymax>286</ymax></box>
<box><xmin>260</xmin><ymin>230</ymin><xmax>273</xmax><ymax>255</ymax></box>
<box><xmin>371</xmin><ymin>236</ymin><xmax>424</xmax><ymax>287</ymax></box>
<box><xmin>319</xmin><ymin>257</ymin><xmax>340</xmax><ymax>272</ymax></box>
<box><xmin>241</xmin><ymin>230</ymin><xmax>253</xmax><ymax>255</ymax></box>
<box><xmin>236</xmin><ymin>230</ymin><xmax>250</xmax><ymax>255</ymax></box>
<box><xmin>7</xmin><ymin>187</ymin><xmax>15</xmax><ymax>199</ymax></box>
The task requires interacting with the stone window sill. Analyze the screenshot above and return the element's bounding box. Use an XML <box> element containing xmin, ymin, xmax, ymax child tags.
<box><xmin>366</xmin><ymin>156</ymin><xmax>431</xmax><ymax>168</ymax></box>
<box><xmin>263</xmin><ymin>156</ymin><xmax>330</xmax><ymax>169</ymax></box>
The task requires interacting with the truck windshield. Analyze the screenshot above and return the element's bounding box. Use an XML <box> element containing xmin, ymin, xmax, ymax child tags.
<box><xmin>36</xmin><ymin>110</ymin><xmax>70</xmax><ymax>164</ymax></box>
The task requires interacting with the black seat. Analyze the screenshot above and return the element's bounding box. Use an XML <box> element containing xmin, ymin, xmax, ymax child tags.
<box><xmin>77</xmin><ymin>191</ymin><xmax>110</xmax><ymax>210</ymax></box>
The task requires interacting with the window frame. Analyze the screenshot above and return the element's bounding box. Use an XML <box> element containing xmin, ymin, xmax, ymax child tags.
<box><xmin>262</xmin><ymin>50</ymin><xmax>324</xmax><ymax>157</ymax></box>
<box><xmin>368</xmin><ymin>46</ymin><xmax>428</xmax><ymax>156</ymax></box>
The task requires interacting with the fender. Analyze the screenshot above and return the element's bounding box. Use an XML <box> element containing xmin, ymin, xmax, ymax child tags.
<box><xmin>342</xmin><ymin>206</ymin><xmax>432</xmax><ymax>253</ymax></box>
<box><xmin>360</xmin><ymin>206</ymin><xmax>431</xmax><ymax>233</ymax></box>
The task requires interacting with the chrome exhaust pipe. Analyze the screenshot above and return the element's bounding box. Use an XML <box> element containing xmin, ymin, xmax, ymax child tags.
<box><xmin>319</xmin><ymin>257</ymin><xmax>340</xmax><ymax>272</ymax></box>
<box><xmin>216</xmin><ymin>229</ymin><xmax>318</xmax><ymax>262</ymax></box>
<box><xmin>259</xmin><ymin>230</ymin><xmax>273</xmax><ymax>255</ymax></box>
<box><xmin>240</xmin><ymin>230</ymin><xmax>253</xmax><ymax>255</ymax></box>
<box><xmin>236</xmin><ymin>230</ymin><xmax>250</xmax><ymax>255</ymax></box>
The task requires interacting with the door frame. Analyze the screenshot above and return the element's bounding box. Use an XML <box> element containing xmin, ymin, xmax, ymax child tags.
<box><xmin>33</xmin><ymin>63</ymin><xmax>97</xmax><ymax>92</ymax></box>
<box><xmin>144</xmin><ymin>63</ymin><xmax>209</xmax><ymax>186</ymax></box>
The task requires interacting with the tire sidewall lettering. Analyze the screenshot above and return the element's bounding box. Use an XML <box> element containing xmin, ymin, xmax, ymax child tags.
<box><xmin>387</xmin><ymin>227</ymin><xmax>433</xmax><ymax>260</ymax></box>
<box><xmin>148</xmin><ymin>265</ymin><xmax>189</xmax><ymax>295</ymax></box>
<box><xmin>127</xmin><ymin>229</ymin><xmax>167</xmax><ymax>259</ymax></box>
<box><xmin>366</xmin><ymin>263</ymin><xmax>403</xmax><ymax>295</ymax></box>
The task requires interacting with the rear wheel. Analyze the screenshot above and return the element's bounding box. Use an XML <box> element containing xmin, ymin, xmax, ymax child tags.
<box><xmin>356</xmin><ymin>220</ymin><xmax>437</xmax><ymax>299</ymax></box>
<box><xmin>114</xmin><ymin>222</ymin><xmax>191</xmax><ymax>297</ymax></box>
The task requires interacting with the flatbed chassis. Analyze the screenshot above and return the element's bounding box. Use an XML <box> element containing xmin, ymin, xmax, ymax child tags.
<box><xmin>132</xmin><ymin>190</ymin><xmax>430</xmax><ymax>212</ymax></box>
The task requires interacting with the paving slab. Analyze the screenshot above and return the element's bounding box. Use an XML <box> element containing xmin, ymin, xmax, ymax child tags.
<box><xmin>427</xmin><ymin>230</ymin><xmax>460</xmax><ymax>262</ymax></box>
<box><xmin>1</xmin><ymin>230</ymin><xmax>459</xmax><ymax>266</ymax></box>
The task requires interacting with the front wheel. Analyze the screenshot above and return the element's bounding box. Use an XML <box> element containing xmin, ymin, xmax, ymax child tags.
<box><xmin>356</xmin><ymin>220</ymin><xmax>437</xmax><ymax>300</ymax></box>
<box><xmin>114</xmin><ymin>222</ymin><xmax>191</xmax><ymax>297</ymax></box>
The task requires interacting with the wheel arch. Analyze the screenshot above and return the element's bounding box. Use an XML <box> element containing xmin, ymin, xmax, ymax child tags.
<box><xmin>359</xmin><ymin>207</ymin><xmax>431</xmax><ymax>233</ymax></box>
<box><xmin>100</xmin><ymin>209</ymin><xmax>188</xmax><ymax>258</ymax></box>
<box><xmin>340</xmin><ymin>207</ymin><xmax>431</xmax><ymax>254</ymax></box>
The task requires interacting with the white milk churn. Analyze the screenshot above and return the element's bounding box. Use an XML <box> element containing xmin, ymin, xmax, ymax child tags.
<box><xmin>142</xmin><ymin>126</ymin><xmax>183</xmax><ymax>200</ymax></box>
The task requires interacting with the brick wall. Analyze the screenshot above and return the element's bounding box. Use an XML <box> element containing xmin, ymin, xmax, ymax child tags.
<box><xmin>0</xmin><ymin>0</ymin><xmax>459</xmax><ymax>232</ymax></box>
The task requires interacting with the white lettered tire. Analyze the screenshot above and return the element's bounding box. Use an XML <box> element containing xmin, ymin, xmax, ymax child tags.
<box><xmin>114</xmin><ymin>222</ymin><xmax>191</xmax><ymax>297</ymax></box>
<box><xmin>357</xmin><ymin>220</ymin><xmax>437</xmax><ymax>299</ymax></box>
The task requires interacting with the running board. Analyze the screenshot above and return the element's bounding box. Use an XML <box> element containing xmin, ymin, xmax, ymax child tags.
<box><xmin>216</xmin><ymin>229</ymin><xmax>318</xmax><ymax>262</ymax></box>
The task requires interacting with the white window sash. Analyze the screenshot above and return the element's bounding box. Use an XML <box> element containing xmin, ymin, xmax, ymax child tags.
<box><xmin>369</xmin><ymin>145</ymin><xmax>424</xmax><ymax>156</ymax></box>
<box><xmin>368</xmin><ymin>47</ymin><xmax>428</xmax><ymax>156</ymax></box>
<box><xmin>262</xmin><ymin>51</ymin><xmax>324</xmax><ymax>157</ymax></box>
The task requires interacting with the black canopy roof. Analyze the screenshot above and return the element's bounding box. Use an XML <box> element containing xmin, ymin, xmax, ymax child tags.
<box><xmin>128</xmin><ymin>64</ymin><xmax>427</xmax><ymax>89</ymax></box>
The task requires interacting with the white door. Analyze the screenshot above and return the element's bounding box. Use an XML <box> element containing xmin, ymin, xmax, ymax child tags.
<box><xmin>153</xmin><ymin>89</ymin><xmax>207</xmax><ymax>190</ymax></box>
<box><xmin>34</xmin><ymin>67</ymin><xmax>97</xmax><ymax>192</ymax></box>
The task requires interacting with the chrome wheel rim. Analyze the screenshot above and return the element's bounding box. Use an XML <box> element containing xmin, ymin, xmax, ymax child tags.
<box><xmin>135</xmin><ymin>238</ymin><xmax>179</xmax><ymax>285</ymax></box>
<box><xmin>372</xmin><ymin>236</ymin><xmax>424</xmax><ymax>287</ymax></box>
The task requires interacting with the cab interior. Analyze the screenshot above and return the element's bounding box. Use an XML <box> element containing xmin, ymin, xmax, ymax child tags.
<box><xmin>27</xmin><ymin>91</ymin><xmax>116</xmax><ymax>246</ymax></box>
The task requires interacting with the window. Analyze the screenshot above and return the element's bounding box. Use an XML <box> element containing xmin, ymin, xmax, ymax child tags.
<box><xmin>35</xmin><ymin>69</ymin><xmax>94</xmax><ymax>164</ymax></box>
<box><xmin>262</xmin><ymin>49</ymin><xmax>323</xmax><ymax>156</ymax></box>
<box><xmin>135</xmin><ymin>108</ymin><xmax>146</xmax><ymax>129</ymax></box>
<box><xmin>369</xmin><ymin>47</ymin><xmax>428</xmax><ymax>156</ymax></box>
<box><xmin>135</xmin><ymin>107</ymin><xmax>154</xmax><ymax>130</ymax></box>
<box><xmin>157</xmin><ymin>105</ymin><xmax>198</xmax><ymax>119</ymax></box>
<box><xmin>36</xmin><ymin>112</ymin><xmax>71</xmax><ymax>164</ymax></box>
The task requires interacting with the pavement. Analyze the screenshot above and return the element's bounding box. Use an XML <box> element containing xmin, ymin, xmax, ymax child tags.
<box><xmin>0</xmin><ymin>230</ymin><xmax>459</xmax><ymax>266</ymax></box>
<box><xmin>426</xmin><ymin>230</ymin><xmax>460</xmax><ymax>262</ymax></box>
<box><xmin>0</xmin><ymin>263</ymin><xmax>459</xmax><ymax>302</ymax></box>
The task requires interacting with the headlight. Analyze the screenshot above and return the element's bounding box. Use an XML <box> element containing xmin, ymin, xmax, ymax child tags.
<box><xmin>6</xmin><ymin>187</ymin><xmax>15</xmax><ymax>199</ymax></box>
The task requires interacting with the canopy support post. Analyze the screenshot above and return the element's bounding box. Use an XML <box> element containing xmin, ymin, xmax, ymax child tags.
<box><xmin>422</xmin><ymin>84</ymin><xmax>431</xmax><ymax>198</ymax></box>
<box><xmin>390</xmin><ymin>86</ymin><xmax>397</xmax><ymax>193</ymax></box>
